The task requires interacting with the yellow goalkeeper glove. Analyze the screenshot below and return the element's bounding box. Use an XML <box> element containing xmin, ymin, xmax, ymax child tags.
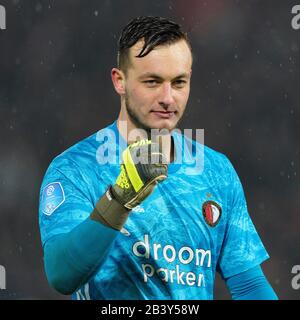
<box><xmin>90</xmin><ymin>139</ymin><xmax>168</xmax><ymax>230</ymax></box>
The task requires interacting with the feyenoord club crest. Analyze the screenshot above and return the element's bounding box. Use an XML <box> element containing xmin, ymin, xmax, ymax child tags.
<box><xmin>202</xmin><ymin>201</ymin><xmax>222</xmax><ymax>227</ymax></box>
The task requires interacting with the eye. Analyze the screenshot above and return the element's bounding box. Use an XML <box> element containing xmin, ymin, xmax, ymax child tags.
<box><xmin>173</xmin><ymin>80</ymin><xmax>187</xmax><ymax>88</ymax></box>
<box><xmin>144</xmin><ymin>80</ymin><xmax>158</xmax><ymax>86</ymax></box>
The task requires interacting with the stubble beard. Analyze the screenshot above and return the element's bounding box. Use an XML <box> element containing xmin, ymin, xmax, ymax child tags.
<box><xmin>125</xmin><ymin>94</ymin><xmax>152</xmax><ymax>135</ymax></box>
<box><xmin>124</xmin><ymin>92</ymin><xmax>183</xmax><ymax>138</ymax></box>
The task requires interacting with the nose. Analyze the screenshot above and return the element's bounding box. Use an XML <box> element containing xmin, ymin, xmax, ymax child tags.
<box><xmin>158</xmin><ymin>83</ymin><xmax>175</xmax><ymax>109</ymax></box>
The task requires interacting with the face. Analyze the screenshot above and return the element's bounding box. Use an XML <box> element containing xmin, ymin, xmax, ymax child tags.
<box><xmin>114</xmin><ymin>39</ymin><xmax>192</xmax><ymax>132</ymax></box>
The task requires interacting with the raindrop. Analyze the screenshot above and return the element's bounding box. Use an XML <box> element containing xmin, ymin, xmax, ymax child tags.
<box><xmin>280</xmin><ymin>171</ymin><xmax>285</xmax><ymax>177</ymax></box>
<box><xmin>35</xmin><ymin>3</ymin><xmax>42</xmax><ymax>13</ymax></box>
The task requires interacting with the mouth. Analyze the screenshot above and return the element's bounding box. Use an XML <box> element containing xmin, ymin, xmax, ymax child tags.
<box><xmin>150</xmin><ymin>110</ymin><xmax>177</xmax><ymax>119</ymax></box>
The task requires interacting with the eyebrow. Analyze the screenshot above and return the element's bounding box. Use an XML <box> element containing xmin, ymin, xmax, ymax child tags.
<box><xmin>138</xmin><ymin>72</ymin><xmax>190</xmax><ymax>80</ymax></box>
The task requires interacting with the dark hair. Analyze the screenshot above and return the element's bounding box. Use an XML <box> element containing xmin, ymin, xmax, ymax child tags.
<box><xmin>118</xmin><ymin>16</ymin><xmax>192</xmax><ymax>73</ymax></box>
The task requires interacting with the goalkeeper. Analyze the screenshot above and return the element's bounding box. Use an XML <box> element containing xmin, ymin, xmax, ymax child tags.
<box><xmin>39</xmin><ymin>16</ymin><xmax>278</xmax><ymax>300</ymax></box>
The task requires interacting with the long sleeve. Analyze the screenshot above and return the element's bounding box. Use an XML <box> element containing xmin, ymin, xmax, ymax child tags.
<box><xmin>225</xmin><ymin>265</ymin><xmax>278</xmax><ymax>300</ymax></box>
<box><xmin>44</xmin><ymin>217</ymin><xmax>118</xmax><ymax>295</ymax></box>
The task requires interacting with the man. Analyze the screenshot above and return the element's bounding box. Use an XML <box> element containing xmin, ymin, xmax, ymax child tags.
<box><xmin>39</xmin><ymin>16</ymin><xmax>278</xmax><ymax>300</ymax></box>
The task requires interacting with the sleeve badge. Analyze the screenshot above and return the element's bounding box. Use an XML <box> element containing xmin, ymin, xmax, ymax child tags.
<box><xmin>41</xmin><ymin>182</ymin><xmax>65</xmax><ymax>216</ymax></box>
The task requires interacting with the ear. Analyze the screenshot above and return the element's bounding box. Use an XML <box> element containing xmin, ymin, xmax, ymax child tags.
<box><xmin>111</xmin><ymin>68</ymin><xmax>126</xmax><ymax>95</ymax></box>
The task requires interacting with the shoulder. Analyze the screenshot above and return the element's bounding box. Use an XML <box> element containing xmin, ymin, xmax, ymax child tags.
<box><xmin>50</xmin><ymin>122</ymin><xmax>117</xmax><ymax>173</ymax></box>
<box><xmin>179</xmin><ymin>130</ymin><xmax>236</xmax><ymax>181</ymax></box>
<box><xmin>42</xmin><ymin>122</ymin><xmax>118</xmax><ymax>188</ymax></box>
<box><xmin>203</xmin><ymin>145</ymin><xmax>234</xmax><ymax>176</ymax></box>
<box><xmin>50</xmin><ymin>131</ymin><xmax>98</xmax><ymax>174</ymax></box>
<box><xmin>202</xmin><ymin>145</ymin><xmax>237</xmax><ymax>189</ymax></box>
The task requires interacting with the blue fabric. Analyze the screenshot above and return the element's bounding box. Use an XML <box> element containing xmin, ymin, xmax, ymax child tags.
<box><xmin>44</xmin><ymin>218</ymin><xmax>118</xmax><ymax>295</ymax></box>
<box><xmin>225</xmin><ymin>265</ymin><xmax>278</xmax><ymax>300</ymax></box>
<box><xmin>39</xmin><ymin>121</ymin><xmax>270</xmax><ymax>299</ymax></box>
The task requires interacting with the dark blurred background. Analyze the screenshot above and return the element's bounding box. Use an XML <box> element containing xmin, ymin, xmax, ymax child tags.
<box><xmin>0</xmin><ymin>0</ymin><xmax>299</xmax><ymax>300</ymax></box>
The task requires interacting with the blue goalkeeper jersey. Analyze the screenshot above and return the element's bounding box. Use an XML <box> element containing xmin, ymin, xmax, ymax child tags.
<box><xmin>39</xmin><ymin>121</ymin><xmax>269</xmax><ymax>300</ymax></box>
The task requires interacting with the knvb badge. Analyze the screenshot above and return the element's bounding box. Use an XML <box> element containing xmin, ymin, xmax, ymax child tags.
<box><xmin>41</xmin><ymin>182</ymin><xmax>65</xmax><ymax>216</ymax></box>
<box><xmin>0</xmin><ymin>5</ymin><xmax>6</xmax><ymax>30</ymax></box>
<box><xmin>0</xmin><ymin>265</ymin><xmax>6</xmax><ymax>290</ymax></box>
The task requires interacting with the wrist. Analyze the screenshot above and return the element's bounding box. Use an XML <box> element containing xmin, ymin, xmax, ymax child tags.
<box><xmin>90</xmin><ymin>186</ymin><xmax>131</xmax><ymax>231</ymax></box>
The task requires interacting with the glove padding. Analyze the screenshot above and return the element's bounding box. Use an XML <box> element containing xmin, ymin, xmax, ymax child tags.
<box><xmin>90</xmin><ymin>139</ymin><xmax>168</xmax><ymax>230</ymax></box>
<box><xmin>112</xmin><ymin>139</ymin><xmax>168</xmax><ymax>209</ymax></box>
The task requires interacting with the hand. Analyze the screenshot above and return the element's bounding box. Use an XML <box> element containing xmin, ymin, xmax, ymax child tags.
<box><xmin>112</xmin><ymin>139</ymin><xmax>168</xmax><ymax>209</ymax></box>
<box><xmin>90</xmin><ymin>139</ymin><xmax>168</xmax><ymax>230</ymax></box>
